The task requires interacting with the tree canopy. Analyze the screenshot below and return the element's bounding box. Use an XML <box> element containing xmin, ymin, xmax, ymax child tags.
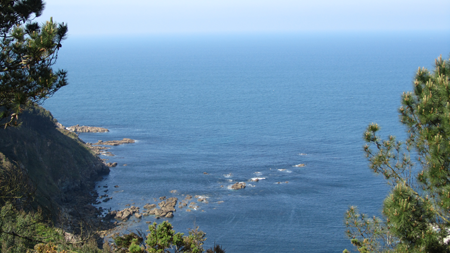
<box><xmin>0</xmin><ymin>0</ymin><xmax>68</xmax><ymax>128</ymax></box>
<box><xmin>345</xmin><ymin>55</ymin><xmax>450</xmax><ymax>252</ymax></box>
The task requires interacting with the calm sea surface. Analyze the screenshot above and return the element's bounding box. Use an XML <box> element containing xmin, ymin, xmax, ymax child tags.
<box><xmin>43</xmin><ymin>32</ymin><xmax>450</xmax><ymax>252</ymax></box>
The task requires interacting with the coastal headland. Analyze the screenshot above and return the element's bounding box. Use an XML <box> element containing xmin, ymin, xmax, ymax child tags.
<box><xmin>0</xmin><ymin>106</ymin><xmax>308</xmax><ymax>247</ymax></box>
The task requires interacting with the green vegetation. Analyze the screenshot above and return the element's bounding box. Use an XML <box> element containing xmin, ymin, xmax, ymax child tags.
<box><xmin>0</xmin><ymin>218</ymin><xmax>225</xmax><ymax>252</ymax></box>
<box><xmin>0</xmin><ymin>202</ymin><xmax>70</xmax><ymax>253</ymax></box>
<box><xmin>0</xmin><ymin>0</ymin><xmax>68</xmax><ymax>128</ymax></box>
<box><xmin>145</xmin><ymin>221</ymin><xmax>205</xmax><ymax>253</ymax></box>
<box><xmin>110</xmin><ymin>222</ymin><xmax>224</xmax><ymax>253</ymax></box>
<box><xmin>344</xmin><ymin>55</ymin><xmax>450</xmax><ymax>252</ymax></box>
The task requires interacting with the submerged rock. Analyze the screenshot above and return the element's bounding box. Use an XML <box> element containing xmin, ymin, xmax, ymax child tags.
<box><xmin>197</xmin><ymin>196</ymin><xmax>208</xmax><ymax>203</ymax></box>
<box><xmin>102</xmin><ymin>197</ymin><xmax>112</xmax><ymax>203</ymax></box>
<box><xmin>106</xmin><ymin>162</ymin><xmax>118</xmax><ymax>167</ymax></box>
<box><xmin>188</xmin><ymin>202</ymin><xmax>199</xmax><ymax>210</ymax></box>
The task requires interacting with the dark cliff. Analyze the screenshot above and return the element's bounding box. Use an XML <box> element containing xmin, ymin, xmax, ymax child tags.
<box><xmin>0</xmin><ymin>105</ymin><xmax>109</xmax><ymax>218</ymax></box>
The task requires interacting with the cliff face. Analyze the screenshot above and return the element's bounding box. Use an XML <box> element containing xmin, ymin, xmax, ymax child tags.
<box><xmin>0</xmin><ymin>105</ymin><xmax>109</xmax><ymax>217</ymax></box>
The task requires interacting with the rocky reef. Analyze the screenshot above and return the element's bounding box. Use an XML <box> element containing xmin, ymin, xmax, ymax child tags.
<box><xmin>67</xmin><ymin>125</ymin><xmax>109</xmax><ymax>133</ymax></box>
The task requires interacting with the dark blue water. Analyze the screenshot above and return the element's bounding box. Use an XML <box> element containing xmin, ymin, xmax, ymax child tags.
<box><xmin>43</xmin><ymin>32</ymin><xmax>450</xmax><ymax>252</ymax></box>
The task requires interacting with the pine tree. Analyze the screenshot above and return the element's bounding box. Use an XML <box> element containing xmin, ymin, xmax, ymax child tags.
<box><xmin>344</xmin><ymin>55</ymin><xmax>450</xmax><ymax>252</ymax></box>
<box><xmin>0</xmin><ymin>0</ymin><xmax>68</xmax><ymax>128</ymax></box>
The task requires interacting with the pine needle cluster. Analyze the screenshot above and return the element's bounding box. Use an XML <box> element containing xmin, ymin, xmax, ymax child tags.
<box><xmin>0</xmin><ymin>0</ymin><xmax>68</xmax><ymax>128</ymax></box>
<box><xmin>345</xmin><ymin>55</ymin><xmax>450</xmax><ymax>252</ymax></box>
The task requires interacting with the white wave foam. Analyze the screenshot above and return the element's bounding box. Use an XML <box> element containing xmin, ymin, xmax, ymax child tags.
<box><xmin>250</xmin><ymin>177</ymin><xmax>266</xmax><ymax>181</ymax></box>
<box><xmin>223</xmin><ymin>173</ymin><xmax>233</xmax><ymax>178</ymax></box>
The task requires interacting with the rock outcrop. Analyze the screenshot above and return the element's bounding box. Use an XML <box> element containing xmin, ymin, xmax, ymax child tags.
<box><xmin>85</xmin><ymin>144</ymin><xmax>111</xmax><ymax>156</ymax></box>
<box><xmin>67</xmin><ymin>125</ymin><xmax>109</xmax><ymax>133</ymax></box>
<box><xmin>86</xmin><ymin>138</ymin><xmax>135</xmax><ymax>167</ymax></box>
<box><xmin>143</xmin><ymin>204</ymin><xmax>157</xmax><ymax>210</ymax></box>
<box><xmin>115</xmin><ymin>206</ymin><xmax>140</xmax><ymax>221</ymax></box>
<box><xmin>231</xmin><ymin>182</ymin><xmax>246</xmax><ymax>190</ymax></box>
<box><xmin>142</xmin><ymin>197</ymin><xmax>178</xmax><ymax>218</ymax></box>
<box><xmin>92</xmin><ymin>138</ymin><xmax>135</xmax><ymax>146</ymax></box>
<box><xmin>106</xmin><ymin>162</ymin><xmax>118</xmax><ymax>167</ymax></box>
<box><xmin>111</xmin><ymin>193</ymin><xmax>214</xmax><ymax>223</ymax></box>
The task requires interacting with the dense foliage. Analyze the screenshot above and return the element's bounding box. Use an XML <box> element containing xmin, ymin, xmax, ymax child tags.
<box><xmin>0</xmin><ymin>0</ymin><xmax>68</xmax><ymax>128</ymax></box>
<box><xmin>0</xmin><ymin>202</ymin><xmax>59</xmax><ymax>252</ymax></box>
<box><xmin>111</xmin><ymin>221</ymin><xmax>224</xmax><ymax>253</ymax></box>
<box><xmin>345</xmin><ymin>55</ymin><xmax>450</xmax><ymax>252</ymax></box>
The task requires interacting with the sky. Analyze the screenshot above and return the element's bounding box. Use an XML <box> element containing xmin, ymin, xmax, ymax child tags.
<box><xmin>36</xmin><ymin>0</ymin><xmax>450</xmax><ymax>36</ymax></box>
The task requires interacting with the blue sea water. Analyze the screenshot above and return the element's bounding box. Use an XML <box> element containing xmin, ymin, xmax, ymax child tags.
<box><xmin>43</xmin><ymin>31</ymin><xmax>450</xmax><ymax>252</ymax></box>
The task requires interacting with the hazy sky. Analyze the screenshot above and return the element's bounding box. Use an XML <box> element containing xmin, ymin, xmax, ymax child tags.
<box><xmin>36</xmin><ymin>0</ymin><xmax>450</xmax><ymax>36</ymax></box>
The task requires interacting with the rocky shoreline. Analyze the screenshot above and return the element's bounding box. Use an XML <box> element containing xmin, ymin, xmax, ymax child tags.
<box><xmin>66</xmin><ymin>124</ymin><xmax>308</xmax><ymax>241</ymax></box>
<box><xmin>0</xmin><ymin>110</ymin><xmax>118</xmax><ymax>246</ymax></box>
<box><xmin>85</xmin><ymin>138</ymin><xmax>136</xmax><ymax>157</ymax></box>
<box><xmin>52</xmin><ymin>124</ymin><xmax>138</xmax><ymax>240</ymax></box>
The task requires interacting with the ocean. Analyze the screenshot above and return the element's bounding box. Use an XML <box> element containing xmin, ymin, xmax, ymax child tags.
<box><xmin>43</xmin><ymin>31</ymin><xmax>450</xmax><ymax>252</ymax></box>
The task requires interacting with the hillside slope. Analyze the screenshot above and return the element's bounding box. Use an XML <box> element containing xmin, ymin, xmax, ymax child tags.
<box><xmin>0</xmin><ymin>105</ymin><xmax>109</xmax><ymax>220</ymax></box>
